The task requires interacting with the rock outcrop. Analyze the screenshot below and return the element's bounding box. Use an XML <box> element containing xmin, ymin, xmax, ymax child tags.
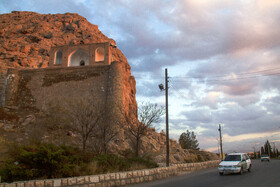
<box><xmin>0</xmin><ymin>11</ymin><xmax>218</xmax><ymax>164</ymax></box>
<box><xmin>0</xmin><ymin>11</ymin><xmax>127</xmax><ymax>72</ymax></box>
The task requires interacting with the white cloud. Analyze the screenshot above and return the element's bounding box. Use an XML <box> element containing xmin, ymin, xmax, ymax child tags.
<box><xmin>1</xmin><ymin>0</ymin><xmax>280</xmax><ymax>153</ymax></box>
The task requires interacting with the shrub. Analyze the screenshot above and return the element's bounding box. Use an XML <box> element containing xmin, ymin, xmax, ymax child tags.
<box><xmin>0</xmin><ymin>143</ymin><xmax>159</xmax><ymax>183</ymax></box>
<box><xmin>184</xmin><ymin>154</ymin><xmax>198</xmax><ymax>163</ymax></box>
<box><xmin>0</xmin><ymin>143</ymin><xmax>91</xmax><ymax>182</ymax></box>
<box><xmin>197</xmin><ymin>154</ymin><xmax>205</xmax><ymax>162</ymax></box>
<box><xmin>0</xmin><ymin>108</ymin><xmax>19</xmax><ymax>121</ymax></box>
<box><xmin>93</xmin><ymin>154</ymin><xmax>158</xmax><ymax>174</ymax></box>
<box><xmin>127</xmin><ymin>156</ymin><xmax>158</xmax><ymax>169</ymax></box>
<box><xmin>93</xmin><ymin>154</ymin><xmax>128</xmax><ymax>173</ymax></box>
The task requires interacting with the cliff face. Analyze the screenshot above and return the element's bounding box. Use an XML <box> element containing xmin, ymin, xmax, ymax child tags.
<box><xmin>0</xmin><ymin>11</ymin><xmax>218</xmax><ymax>164</ymax></box>
<box><xmin>0</xmin><ymin>11</ymin><xmax>127</xmax><ymax>72</ymax></box>
<box><xmin>0</xmin><ymin>11</ymin><xmax>136</xmax><ymax>112</ymax></box>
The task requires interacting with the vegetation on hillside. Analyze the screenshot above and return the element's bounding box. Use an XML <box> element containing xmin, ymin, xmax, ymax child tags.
<box><xmin>124</xmin><ymin>102</ymin><xmax>164</xmax><ymax>156</ymax></box>
<box><xmin>179</xmin><ymin>130</ymin><xmax>199</xmax><ymax>150</ymax></box>
<box><xmin>0</xmin><ymin>142</ymin><xmax>158</xmax><ymax>183</ymax></box>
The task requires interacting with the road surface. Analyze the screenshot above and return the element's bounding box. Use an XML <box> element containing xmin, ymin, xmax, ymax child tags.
<box><xmin>128</xmin><ymin>159</ymin><xmax>280</xmax><ymax>187</ymax></box>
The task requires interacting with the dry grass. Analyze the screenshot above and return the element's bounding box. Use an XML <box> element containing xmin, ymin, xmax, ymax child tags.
<box><xmin>0</xmin><ymin>107</ymin><xmax>19</xmax><ymax>121</ymax></box>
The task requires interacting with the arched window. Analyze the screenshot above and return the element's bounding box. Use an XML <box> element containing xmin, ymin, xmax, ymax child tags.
<box><xmin>68</xmin><ymin>49</ymin><xmax>89</xmax><ymax>66</ymax></box>
<box><xmin>95</xmin><ymin>47</ymin><xmax>105</xmax><ymax>62</ymax></box>
<box><xmin>55</xmin><ymin>50</ymin><xmax>63</xmax><ymax>64</ymax></box>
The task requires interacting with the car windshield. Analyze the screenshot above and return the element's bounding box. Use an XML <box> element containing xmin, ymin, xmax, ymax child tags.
<box><xmin>261</xmin><ymin>154</ymin><xmax>268</xmax><ymax>157</ymax></box>
<box><xmin>224</xmin><ymin>155</ymin><xmax>241</xmax><ymax>161</ymax></box>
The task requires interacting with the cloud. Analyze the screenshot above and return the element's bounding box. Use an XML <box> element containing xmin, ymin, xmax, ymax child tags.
<box><xmin>1</xmin><ymin>0</ymin><xmax>280</xmax><ymax>153</ymax></box>
<box><xmin>223</xmin><ymin>130</ymin><xmax>280</xmax><ymax>143</ymax></box>
<box><xmin>180</xmin><ymin>109</ymin><xmax>213</xmax><ymax>123</ymax></box>
<box><xmin>0</xmin><ymin>0</ymin><xmax>94</xmax><ymax>20</ymax></box>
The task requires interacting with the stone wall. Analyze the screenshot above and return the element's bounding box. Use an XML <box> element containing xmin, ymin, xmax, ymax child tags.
<box><xmin>0</xmin><ymin>160</ymin><xmax>220</xmax><ymax>187</ymax></box>
<box><xmin>0</xmin><ymin>61</ymin><xmax>125</xmax><ymax>118</ymax></box>
<box><xmin>48</xmin><ymin>42</ymin><xmax>112</xmax><ymax>67</ymax></box>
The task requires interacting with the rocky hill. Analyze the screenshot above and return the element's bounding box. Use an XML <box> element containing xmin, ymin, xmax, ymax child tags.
<box><xmin>0</xmin><ymin>11</ymin><xmax>127</xmax><ymax>70</ymax></box>
<box><xmin>0</xmin><ymin>11</ymin><xmax>218</xmax><ymax>164</ymax></box>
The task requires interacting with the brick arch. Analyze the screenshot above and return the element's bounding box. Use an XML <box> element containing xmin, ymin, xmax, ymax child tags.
<box><xmin>54</xmin><ymin>50</ymin><xmax>63</xmax><ymax>64</ymax></box>
<box><xmin>68</xmin><ymin>49</ymin><xmax>89</xmax><ymax>66</ymax></box>
<box><xmin>95</xmin><ymin>47</ymin><xmax>105</xmax><ymax>62</ymax></box>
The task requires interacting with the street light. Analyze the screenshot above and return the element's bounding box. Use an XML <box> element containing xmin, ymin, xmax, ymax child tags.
<box><xmin>158</xmin><ymin>84</ymin><xmax>164</xmax><ymax>91</ymax></box>
<box><xmin>159</xmin><ymin>68</ymin><xmax>169</xmax><ymax>167</ymax></box>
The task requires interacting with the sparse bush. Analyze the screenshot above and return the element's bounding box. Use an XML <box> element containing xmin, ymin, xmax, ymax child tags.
<box><xmin>0</xmin><ymin>143</ymin><xmax>92</xmax><ymax>182</ymax></box>
<box><xmin>197</xmin><ymin>154</ymin><xmax>205</xmax><ymax>162</ymax></box>
<box><xmin>93</xmin><ymin>154</ymin><xmax>158</xmax><ymax>174</ymax></box>
<box><xmin>0</xmin><ymin>143</ymin><xmax>159</xmax><ymax>183</ymax></box>
<box><xmin>127</xmin><ymin>156</ymin><xmax>158</xmax><ymax>169</ymax></box>
<box><xmin>184</xmin><ymin>151</ymin><xmax>216</xmax><ymax>163</ymax></box>
<box><xmin>119</xmin><ymin>148</ymin><xmax>134</xmax><ymax>158</ymax></box>
<box><xmin>93</xmin><ymin>154</ymin><xmax>128</xmax><ymax>173</ymax></box>
<box><xmin>0</xmin><ymin>107</ymin><xmax>19</xmax><ymax>121</ymax></box>
<box><xmin>184</xmin><ymin>155</ymin><xmax>198</xmax><ymax>163</ymax></box>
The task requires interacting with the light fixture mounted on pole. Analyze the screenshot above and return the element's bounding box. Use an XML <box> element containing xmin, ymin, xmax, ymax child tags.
<box><xmin>158</xmin><ymin>68</ymin><xmax>169</xmax><ymax>167</ymax></box>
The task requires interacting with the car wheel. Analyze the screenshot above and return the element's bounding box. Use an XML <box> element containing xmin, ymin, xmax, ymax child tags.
<box><xmin>239</xmin><ymin>168</ymin><xmax>243</xmax><ymax>175</ymax></box>
<box><xmin>248</xmin><ymin>165</ymin><xmax>251</xmax><ymax>172</ymax></box>
<box><xmin>219</xmin><ymin>172</ymin><xmax>223</xmax><ymax>176</ymax></box>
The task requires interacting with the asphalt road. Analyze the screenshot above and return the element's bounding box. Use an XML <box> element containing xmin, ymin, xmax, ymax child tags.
<box><xmin>128</xmin><ymin>159</ymin><xmax>280</xmax><ymax>187</ymax></box>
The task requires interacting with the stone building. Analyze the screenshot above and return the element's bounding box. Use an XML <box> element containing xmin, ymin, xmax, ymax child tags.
<box><xmin>0</xmin><ymin>42</ymin><xmax>135</xmax><ymax>122</ymax></box>
<box><xmin>49</xmin><ymin>42</ymin><xmax>113</xmax><ymax>67</ymax></box>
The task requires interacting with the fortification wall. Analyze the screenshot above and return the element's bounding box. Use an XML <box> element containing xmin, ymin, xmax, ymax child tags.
<box><xmin>0</xmin><ymin>61</ymin><xmax>125</xmax><ymax>117</ymax></box>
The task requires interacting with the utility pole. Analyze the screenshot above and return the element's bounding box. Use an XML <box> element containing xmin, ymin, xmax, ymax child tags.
<box><xmin>218</xmin><ymin>124</ymin><xmax>223</xmax><ymax>160</ymax></box>
<box><xmin>165</xmin><ymin>68</ymin><xmax>169</xmax><ymax>167</ymax></box>
<box><xmin>158</xmin><ymin>68</ymin><xmax>169</xmax><ymax>167</ymax></box>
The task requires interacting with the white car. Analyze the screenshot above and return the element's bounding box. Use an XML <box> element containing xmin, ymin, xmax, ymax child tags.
<box><xmin>261</xmin><ymin>154</ymin><xmax>270</xmax><ymax>162</ymax></box>
<box><xmin>218</xmin><ymin>153</ymin><xmax>252</xmax><ymax>175</ymax></box>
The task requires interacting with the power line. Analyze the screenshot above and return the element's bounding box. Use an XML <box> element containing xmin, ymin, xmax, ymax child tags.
<box><xmin>132</xmin><ymin>67</ymin><xmax>280</xmax><ymax>82</ymax></box>
<box><xmin>172</xmin><ymin>67</ymin><xmax>280</xmax><ymax>79</ymax></box>
<box><xmin>171</xmin><ymin>70</ymin><xmax>280</xmax><ymax>83</ymax></box>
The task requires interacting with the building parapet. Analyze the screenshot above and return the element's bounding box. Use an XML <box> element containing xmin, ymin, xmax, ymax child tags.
<box><xmin>49</xmin><ymin>42</ymin><xmax>112</xmax><ymax>67</ymax></box>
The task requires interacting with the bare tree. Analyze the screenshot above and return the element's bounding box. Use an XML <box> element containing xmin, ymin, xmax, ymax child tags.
<box><xmin>42</xmin><ymin>96</ymin><xmax>105</xmax><ymax>152</ymax></box>
<box><xmin>124</xmin><ymin>102</ymin><xmax>164</xmax><ymax>156</ymax></box>
<box><xmin>66</xmin><ymin>97</ymin><xmax>105</xmax><ymax>152</ymax></box>
<box><xmin>93</xmin><ymin>112</ymin><xmax>120</xmax><ymax>154</ymax></box>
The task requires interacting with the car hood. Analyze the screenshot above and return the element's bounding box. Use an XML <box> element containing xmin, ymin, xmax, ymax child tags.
<box><xmin>219</xmin><ymin>161</ymin><xmax>241</xmax><ymax>166</ymax></box>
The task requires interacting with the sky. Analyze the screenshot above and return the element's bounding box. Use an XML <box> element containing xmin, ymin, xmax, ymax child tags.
<box><xmin>1</xmin><ymin>0</ymin><xmax>280</xmax><ymax>153</ymax></box>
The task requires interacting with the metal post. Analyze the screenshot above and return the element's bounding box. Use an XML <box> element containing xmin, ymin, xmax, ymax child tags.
<box><xmin>165</xmin><ymin>68</ymin><xmax>169</xmax><ymax>167</ymax></box>
<box><xmin>218</xmin><ymin>124</ymin><xmax>223</xmax><ymax>160</ymax></box>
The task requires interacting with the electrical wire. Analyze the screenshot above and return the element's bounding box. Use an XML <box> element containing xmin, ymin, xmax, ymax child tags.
<box><xmin>172</xmin><ymin>67</ymin><xmax>280</xmax><ymax>79</ymax></box>
<box><xmin>132</xmin><ymin>67</ymin><xmax>280</xmax><ymax>83</ymax></box>
<box><xmin>171</xmin><ymin>68</ymin><xmax>280</xmax><ymax>83</ymax></box>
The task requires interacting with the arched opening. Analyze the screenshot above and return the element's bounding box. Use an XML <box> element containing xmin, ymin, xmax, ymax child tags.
<box><xmin>68</xmin><ymin>49</ymin><xmax>89</xmax><ymax>66</ymax></box>
<box><xmin>80</xmin><ymin>60</ymin><xmax>85</xmax><ymax>66</ymax></box>
<box><xmin>95</xmin><ymin>47</ymin><xmax>105</xmax><ymax>62</ymax></box>
<box><xmin>54</xmin><ymin>50</ymin><xmax>63</xmax><ymax>64</ymax></box>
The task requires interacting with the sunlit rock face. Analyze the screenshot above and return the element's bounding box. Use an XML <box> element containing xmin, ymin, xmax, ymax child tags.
<box><xmin>0</xmin><ymin>11</ymin><xmax>125</xmax><ymax>74</ymax></box>
<box><xmin>0</xmin><ymin>11</ymin><xmax>136</xmax><ymax>113</ymax></box>
<box><xmin>0</xmin><ymin>11</ymin><xmax>218</xmax><ymax>163</ymax></box>
<box><xmin>0</xmin><ymin>11</ymin><xmax>137</xmax><ymax>150</ymax></box>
